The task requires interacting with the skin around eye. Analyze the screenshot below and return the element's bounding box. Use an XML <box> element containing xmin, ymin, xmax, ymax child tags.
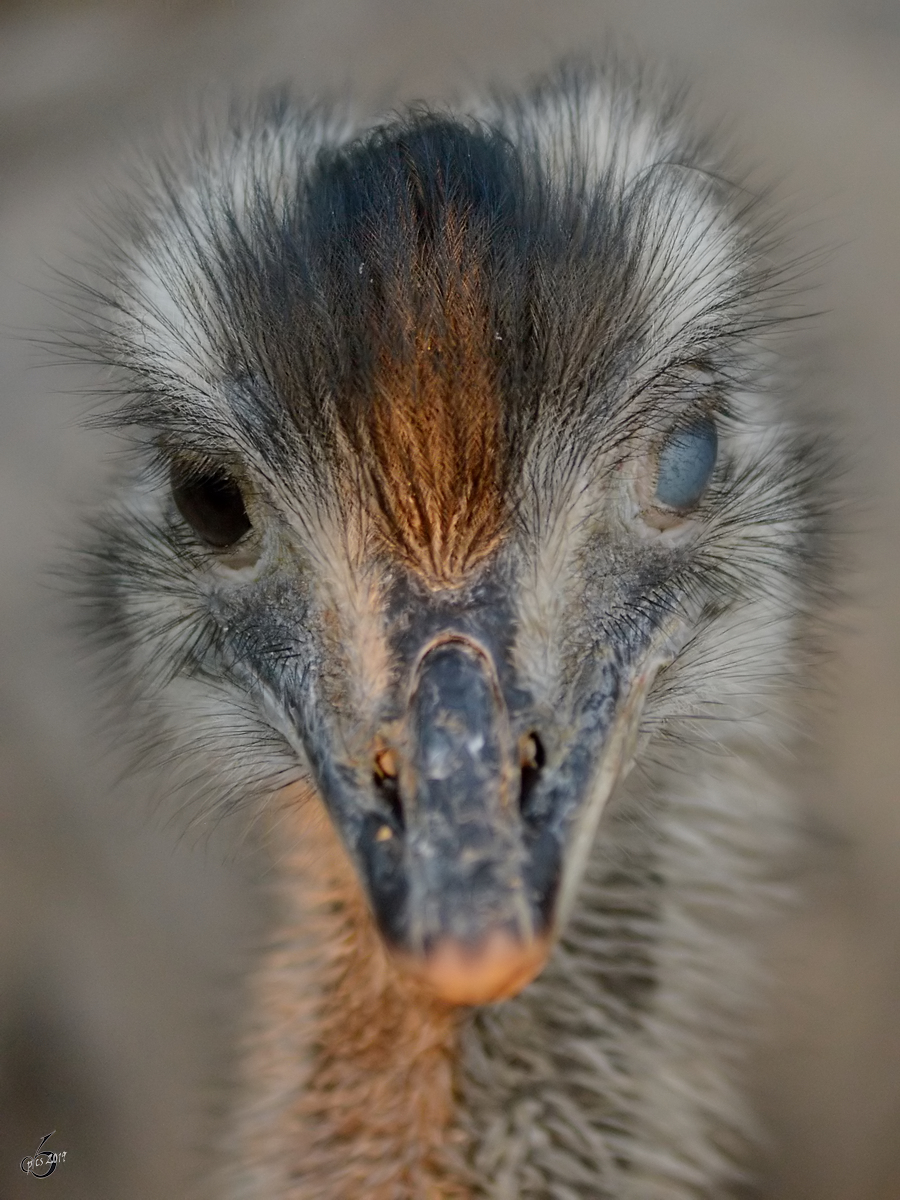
<box><xmin>654</xmin><ymin>417</ymin><xmax>717</xmax><ymax>510</ymax></box>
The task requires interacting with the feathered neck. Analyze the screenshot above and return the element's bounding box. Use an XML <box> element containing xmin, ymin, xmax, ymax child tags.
<box><xmin>225</xmin><ymin>786</ymin><xmax>471</xmax><ymax>1198</ymax></box>
<box><xmin>224</xmin><ymin>751</ymin><xmax>779</xmax><ymax>1200</ymax></box>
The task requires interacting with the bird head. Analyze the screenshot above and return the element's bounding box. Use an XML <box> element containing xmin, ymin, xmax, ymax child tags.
<box><xmin>83</xmin><ymin>68</ymin><xmax>819</xmax><ymax>1006</ymax></box>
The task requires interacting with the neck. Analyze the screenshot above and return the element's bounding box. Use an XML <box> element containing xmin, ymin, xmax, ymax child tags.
<box><xmin>225</xmin><ymin>786</ymin><xmax>471</xmax><ymax>1199</ymax></box>
<box><xmin>223</xmin><ymin>752</ymin><xmax>779</xmax><ymax>1199</ymax></box>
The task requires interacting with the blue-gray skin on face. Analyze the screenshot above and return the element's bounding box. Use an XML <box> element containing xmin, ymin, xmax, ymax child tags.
<box><xmin>208</xmin><ymin>554</ymin><xmax>666</xmax><ymax>995</ymax></box>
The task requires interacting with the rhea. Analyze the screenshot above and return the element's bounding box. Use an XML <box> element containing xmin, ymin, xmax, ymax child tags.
<box><xmin>80</xmin><ymin>64</ymin><xmax>824</xmax><ymax>1198</ymax></box>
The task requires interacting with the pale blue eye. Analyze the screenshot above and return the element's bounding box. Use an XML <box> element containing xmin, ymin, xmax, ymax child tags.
<box><xmin>654</xmin><ymin>418</ymin><xmax>717</xmax><ymax>509</ymax></box>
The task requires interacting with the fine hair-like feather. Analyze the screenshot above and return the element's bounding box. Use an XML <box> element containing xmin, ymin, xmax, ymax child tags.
<box><xmin>70</xmin><ymin>58</ymin><xmax>830</xmax><ymax>1199</ymax></box>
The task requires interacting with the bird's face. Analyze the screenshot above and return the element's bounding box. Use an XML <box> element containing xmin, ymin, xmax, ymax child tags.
<box><xmin>161</xmin><ymin>414</ymin><xmax>699</xmax><ymax>1005</ymax></box>
<box><xmin>88</xmin><ymin>94</ymin><xmax>813</xmax><ymax>1006</ymax></box>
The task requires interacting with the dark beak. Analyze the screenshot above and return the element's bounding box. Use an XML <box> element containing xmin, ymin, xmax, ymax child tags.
<box><xmin>308</xmin><ymin>619</ymin><xmax>674</xmax><ymax>1007</ymax></box>
<box><xmin>395</xmin><ymin>636</ymin><xmax>549</xmax><ymax>1003</ymax></box>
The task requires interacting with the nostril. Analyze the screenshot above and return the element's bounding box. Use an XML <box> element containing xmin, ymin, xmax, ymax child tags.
<box><xmin>373</xmin><ymin>744</ymin><xmax>404</xmax><ymax>828</ymax></box>
<box><xmin>518</xmin><ymin>731</ymin><xmax>546</xmax><ymax>819</ymax></box>
<box><xmin>375</xmin><ymin>745</ymin><xmax>398</xmax><ymax>780</ymax></box>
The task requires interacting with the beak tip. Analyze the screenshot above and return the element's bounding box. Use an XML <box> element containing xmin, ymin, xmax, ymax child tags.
<box><xmin>401</xmin><ymin>930</ymin><xmax>551</xmax><ymax>1006</ymax></box>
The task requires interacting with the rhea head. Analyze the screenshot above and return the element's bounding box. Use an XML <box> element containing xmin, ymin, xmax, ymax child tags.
<box><xmin>89</xmin><ymin>69</ymin><xmax>807</xmax><ymax>1008</ymax></box>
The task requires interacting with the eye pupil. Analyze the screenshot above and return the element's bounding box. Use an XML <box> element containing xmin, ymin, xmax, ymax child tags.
<box><xmin>171</xmin><ymin>468</ymin><xmax>252</xmax><ymax>548</ymax></box>
<box><xmin>654</xmin><ymin>417</ymin><xmax>718</xmax><ymax>510</ymax></box>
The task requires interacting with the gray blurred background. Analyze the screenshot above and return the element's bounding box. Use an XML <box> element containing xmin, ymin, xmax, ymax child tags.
<box><xmin>0</xmin><ymin>1</ymin><xmax>898</xmax><ymax>1197</ymax></box>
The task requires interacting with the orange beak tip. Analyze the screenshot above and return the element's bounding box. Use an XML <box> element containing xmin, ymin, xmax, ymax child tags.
<box><xmin>401</xmin><ymin>930</ymin><xmax>551</xmax><ymax>1007</ymax></box>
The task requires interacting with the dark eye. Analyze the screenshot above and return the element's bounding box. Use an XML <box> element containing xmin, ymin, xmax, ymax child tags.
<box><xmin>654</xmin><ymin>417</ymin><xmax>718</xmax><ymax>510</ymax></box>
<box><xmin>171</xmin><ymin>467</ymin><xmax>252</xmax><ymax>548</ymax></box>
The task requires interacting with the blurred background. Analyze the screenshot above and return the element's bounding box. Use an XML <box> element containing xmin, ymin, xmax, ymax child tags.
<box><xmin>0</xmin><ymin>1</ymin><xmax>898</xmax><ymax>1196</ymax></box>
